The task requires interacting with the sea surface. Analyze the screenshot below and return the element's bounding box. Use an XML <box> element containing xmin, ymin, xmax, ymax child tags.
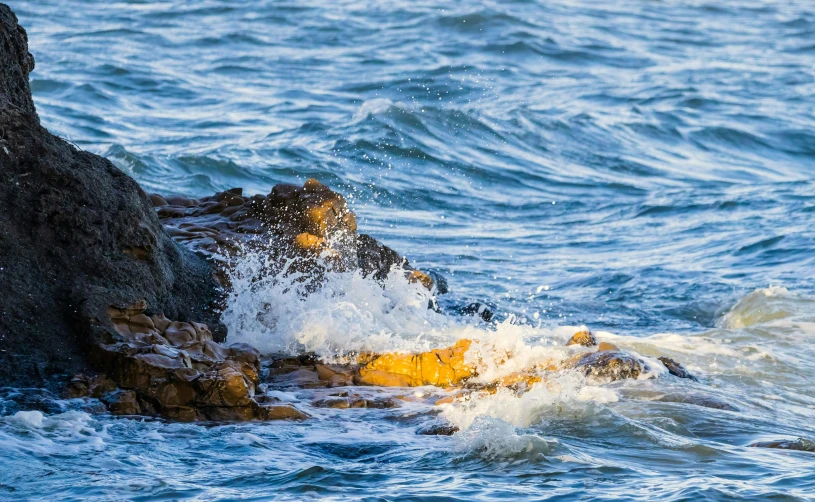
<box><xmin>3</xmin><ymin>0</ymin><xmax>815</xmax><ymax>500</ymax></box>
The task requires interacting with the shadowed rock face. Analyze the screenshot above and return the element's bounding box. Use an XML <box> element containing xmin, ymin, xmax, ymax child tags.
<box><xmin>0</xmin><ymin>4</ymin><xmax>223</xmax><ymax>386</ymax></box>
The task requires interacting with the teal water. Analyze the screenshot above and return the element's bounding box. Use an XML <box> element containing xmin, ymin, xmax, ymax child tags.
<box><xmin>3</xmin><ymin>0</ymin><xmax>815</xmax><ymax>500</ymax></box>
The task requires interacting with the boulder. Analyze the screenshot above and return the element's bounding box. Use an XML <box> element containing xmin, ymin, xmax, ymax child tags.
<box><xmin>0</xmin><ymin>4</ymin><xmax>223</xmax><ymax>387</ymax></box>
<box><xmin>573</xmin><ymin>350</ymin><xmax>648</xmax><ymax>382</ymax></box>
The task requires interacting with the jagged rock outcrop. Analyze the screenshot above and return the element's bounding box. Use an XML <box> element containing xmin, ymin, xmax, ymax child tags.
<box><xmin>0</xmin><ymin>4</ymin><xmax>223</xmax><ymax>387</ymax></box>
<box><xmin>68</xmin><ymin>301</ymin><xmax>308</xmax><ymax>421</ymax></box>
<box><xmin>152</xmin><ymin>181</ymin><xmax>436</xmax><ymax>290</ymax></box>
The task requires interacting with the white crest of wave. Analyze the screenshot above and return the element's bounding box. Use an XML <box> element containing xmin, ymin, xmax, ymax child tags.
<box><xmin>352</xmin><ymin>98</ymin><xmax>396</xmax><ymax>122</ymax></box>
<box><xmin>1</xmin><ymin>411</ymin><xmax>108</xmax><ymax>455</ymax></box>
<box><xmin>718</xmin><ymin>286</ymin><xmax>793</xmax><ymax>329</ymax></box>
<box><xmin>222</xmin><ymin>248</ymin><xmax>456</xmax><ymax>357</ymax></box>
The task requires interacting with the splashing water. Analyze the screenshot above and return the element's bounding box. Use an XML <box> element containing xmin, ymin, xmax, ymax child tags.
<box><xmin>7</xmin><ymin>0</ymin><xmax>815</xmax><ymax>498</ymax></box>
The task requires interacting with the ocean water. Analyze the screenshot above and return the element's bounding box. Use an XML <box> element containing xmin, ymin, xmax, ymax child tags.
<box><xmin>4</xmin><ymin>0</ymin><xmax>815</xmax><ymax>499</ymax></box>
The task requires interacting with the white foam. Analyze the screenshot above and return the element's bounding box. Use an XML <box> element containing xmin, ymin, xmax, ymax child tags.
<box><xmin>453</xmin><ymin>416</ymin><xmax>556</xmax><ymax>459</ymax></box>
<box><xmin>352</xmin><ymin>98</ymin><xmax>396</xmax><ymax>122</ymax></box>
<box><xmin>718</xmin><ymin>286</ymin><xmax>793</xmax><ymax>329</ymax></box>
<box><xmin>223</xmin><ymin>246</ymin><xmax>456</xmax><ymax>357</ymax></box>
<box><xmin>13</xmin><ymin>410</ymin><xmax>44</xmax><ymax>428</ymax></box>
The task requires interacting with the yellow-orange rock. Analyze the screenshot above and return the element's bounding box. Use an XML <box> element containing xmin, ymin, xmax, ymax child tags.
<box><xmin>407</xmin><ymin>270</ymin><xmax>435</xmax><ymax>290</ymax></box>
<box><xmin>356</xmin><ymin>339</ymin><xmax>474</xmax><ymax>387</ymax></box>
<box><xmin>566</xmin><ymin>330</ymin><xmax>597</xmax><ymax>347</ymax></box>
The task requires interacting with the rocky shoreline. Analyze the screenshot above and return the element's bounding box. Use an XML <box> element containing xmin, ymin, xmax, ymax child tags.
<box><xmin>0</xmin><ymin>3</ymin><xmax>699</xmax><ymax>423</ymax></box>
<box><xmin>7</xmin><ymin>4</ymin><xmax>810</xmax><ymax>456</ymax></box>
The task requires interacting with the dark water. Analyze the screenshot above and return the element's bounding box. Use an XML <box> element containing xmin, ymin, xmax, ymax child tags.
<box><xmin>3</xmin><ymin>0</ymin><xmax>815</xmax><ymax>500</ymax></box>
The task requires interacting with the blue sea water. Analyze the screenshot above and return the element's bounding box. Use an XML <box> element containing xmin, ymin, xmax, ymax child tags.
<box><xmin>3</xmin><ymin>0</ymin><xmax>815</xmax><ymax>500</ymax></box>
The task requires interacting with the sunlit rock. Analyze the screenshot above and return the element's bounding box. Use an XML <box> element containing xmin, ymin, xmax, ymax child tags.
<box><xmin>566</xmin><ymin>330</ymin><xmax>597</xmax><ymax>347</ymax></box>
<box><xmin>86</xmin><ymin>300</ymin><xmax>306</xmax><ymax>421</ymax></box>
<box><xmin>356</xmin><ymin>339</ymin><xmax>474</xmax><ymax>387</ymax></box>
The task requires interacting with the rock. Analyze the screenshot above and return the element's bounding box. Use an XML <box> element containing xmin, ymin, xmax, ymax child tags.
<box><xmin>102</xmin><ymin>390</ymin><xmax>141</xmax><ymax>415</ymax></box>
<box><xmin>417</xmin><ymin>423</ymin><xmax>459</xmax><ymax>436</ymax></box>
<box><xmin>460</xmin><ymin>303</ymin><xmax>494</xmax><ymax>322</ymax></box>
<box><xmin>656</xmin><ymin>393</ymin><xmax>738</xmax><ymax>411</ymax></box>
<box><xmin>566</xmin><ymin>330</ymin><xmax>597</xmax><ymax>347</ymax></box>
<box><xmin>0</xmin><ymin>5</ymin><xmax>223</xmax><ymax>387</ymax></box>
<box><xmin>85</xmin><ymin>300</ymin><xmax>304</xmax><ymax>421</ymax></box>
<box><xmin>426</xmin><ymin>271</ymin><xmax>449</xmax><ymax>295</ymax></box>
<box><xmin>749</xmin><ymin>438</ymin><xmax>815</xmax><ymax>452</ymax></box>
<box><xmin>255</xmin><ymin>403</ymin><xmax>309</xmax><ymax>421</ymax></box>
<box><xmin>312</xmin><ymin>394</ymin><xmax>400</xmax><ymax>409</ymax></box>
<box><xmin>574</xmin><ymin>350</ymin><xmax>648</xmax><ymax>382</ymax></box>
<box><xmin>658</xmin><ymin>356</ymin><xmax>698</xmax><ymax>381</ymax></box>
<box><xmin>154</xmin><ymin>181</ymin><xmax>436</xmax><ymax>290</ymax></box>
<box><xmin>357</xmin><ymin>339</ymin><xmax>475</xmax><ymax>387</ymax></box>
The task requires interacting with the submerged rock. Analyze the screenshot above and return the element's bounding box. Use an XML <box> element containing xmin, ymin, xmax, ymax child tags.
<box><xmin>460</xmin><ymin>302</ymin><xmax>494</xmax><ymax>322</ymax></box>
<box><xmin>417</xmin><ymin>423</ymin><xmax>460</xmax><ymax>436</ymax></box>
<box><xmin>749</xmin><ymin>438</ymin><xmax>815</xmax><ymax>452</ymax></box>
<box><xmin>658</xmin><ymin>356</ymin><xmax>698</xmax><ymax>381</ymax></box>
<box><xmin>0</xmin><ymin>5</ymin><xmax>222</xmax><ymax>387</ymax></box>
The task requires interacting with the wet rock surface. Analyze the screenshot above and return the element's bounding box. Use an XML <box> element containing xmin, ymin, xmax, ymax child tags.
<box><xmin>658</xmin><ymin>356</ymin><xmax>698</xmax><ymax>381</ymax></box>
<box><xmin>749</xmin><ymin>438</ymin><xmax>815</xmax><ymax>452</ymax></box>
<box><xmin>574</xmin><ymin>350</ymin><xmax>649</xmax><ymax>382</ymax></box>
<box><xmin>0</xmin><ymin>5</ymin><xmax>222</xmax><ymax>387</ymax></box>
<box><xmin>78</xmin><ymin>301</ymin><xmax>308</xmax><ymax>421</ymax></box>
<box><xmin>152</xmin><ymin>181</ymin><xmax>436</xmax><ymax>291</ymax></box>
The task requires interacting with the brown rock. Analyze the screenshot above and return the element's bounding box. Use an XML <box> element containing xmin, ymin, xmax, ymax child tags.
<box><xmin>103</xmin><ymin>390</ymin><xmax>141</xmax><ymax>415</ymax></box>
<box><xmin>255</xmin><ymin>403</ymin><xmax>309</xmax><ymax>420</ymax></box>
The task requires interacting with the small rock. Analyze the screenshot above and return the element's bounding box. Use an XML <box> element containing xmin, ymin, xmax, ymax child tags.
<box><xmin>461</xmin><ymin>303</ymin><xmax>494</xmax><ymax>322</ymax></box>
<box><xmin>575</xmin><ymin>350</ymin><xmax>646</xmax><ymax>382</ymax></box>
<box><xmin>749</xmin><ymin>438</ymin><xmax>815</xmax><ymax>452</ymax></box>
<box><xmin>566</xmin><ymin>330</ymin><xmax>596</xmax><ymax>347</ymax></box>
<box><xmin>103</xmin><ymin>390</ymin><xmax>141</xmax><ymax>415</ymax></box>
<box><xmin>658</xmin><ymin>356</ymin><xmax>698</xmax><ymax>381</ymax></box>
<box><xmin>417</xmin><ymin>423</ymin><xmax>459</xmax><ymax>436</ymax></box>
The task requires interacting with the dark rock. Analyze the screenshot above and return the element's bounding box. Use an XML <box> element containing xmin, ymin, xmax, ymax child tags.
<box><xmin>658</xmin><ymin>356</ymin><xmax>698</xmax><ymax>381</ymax></box>
<box><xmin>0</xmin><ymin>4</ymin><xmax>223</xmax><ymax>387</ymax></box>
<box><xmin>312</xmin><ymin>395</ymin><xmax>399</xmax><ymax>409</ymax></box>
<box><xmin>574</xmin><ymin>350</ymin><xmax>647</xmax><ymax>382</ymax></box>
<box><xmin>154</xmin><ymin>184</ymin><xmax>435</xmax><ymax>292</ymax></box>
<box><xmin>460</xmin><ymin>302</ymin><xmax>494</xmax><ymax>322</ymax></box>
<box><xmin>749</xmin><ymin>438</ymin><xmax>815</xmax><ymax>452</ymax></box>
<box><xmin>417</xmin><ymin>423</ymin><xmax>459</xmax><ymax>436</ymax></box>
<box><xmin>426</xmin><ymin>271</ymin><xmax>449</xmax><ymax>295</ymax></box>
